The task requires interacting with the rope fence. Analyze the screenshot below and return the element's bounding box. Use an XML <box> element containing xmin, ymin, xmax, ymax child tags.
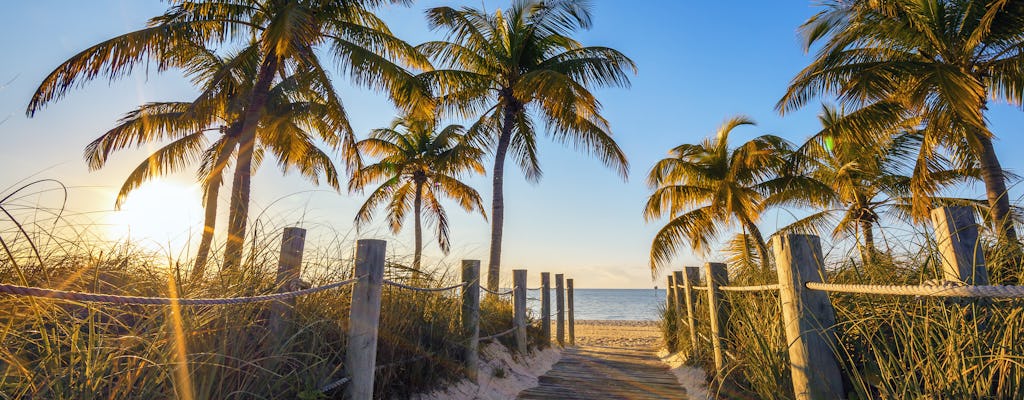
<box><xmin>382</xmin><ymin>279</ymin><xmax>466</xmax><ymax>293</ymax></box>
<box><xmin>480</xmin><ymin>286</ymin><xmax>515</xmax><ymax>296</ymax></box>
<box><xmin>720</xmin><ymin>284</ymin><xmax>780</xmax><ymax>292</ymax></box>
<box><xmin>805</xmin><ymin>282</ymin><xmax>1024</xmax><ymax>298</ymax></box>
<box><xmin>0</xmin><ymin>276</ymin><xmax>363</xmax><ymax>306</ymax></box>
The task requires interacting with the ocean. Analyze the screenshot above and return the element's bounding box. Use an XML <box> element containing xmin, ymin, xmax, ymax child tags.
<box><xmin>526</xmin><ymin>288</ymin><xmax>667</xmax><ymax>321</ymax></box>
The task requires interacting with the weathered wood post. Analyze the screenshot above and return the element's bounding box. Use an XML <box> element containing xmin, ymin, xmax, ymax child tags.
<box><xmin>931</xmin><ymin>206</ymin><xmax>989</xmax><ymax>285</ymax></box>
<box><xmin>774</xmin><ymin>234</ymin><xmax>844</xmax><ymax>400</ymax></box>
<box><xmin>705</xmin><ymin>262</ymin><xmax>729</xmax><ymax>381</ymax></box>
<box><xmin>682</xmin><ymin>267</ymin><xmax>700</xmax><ymax>357</ymax></box>
<box><xmin>461</xmin><ymin>260</ymin><xmax>481</xmax><ymax>382</ymax></box>
<box><xmin>567</xmin><ymin>278</ymin><xmax>575</xmax><ymax>346</ymax></box>
<box><xmin>270</xmin><ymin>227</ymin><xmax>305</xmax><ymax>343</ymax></box>
<box><xmin>666</xmin><ymin>275</ymin><xmax>676</xmax><ymax>314</ymax></box>
<box><xmin>346</xmin><ymin>239</ymin><xmax>386</xmax><ymax>400</ymax></box>
<box><xmin>672</xmin><ymin>271</ymin><xmax>686</xmax><ymax>318</ymax></box>
<box><xmin>541</xmin><ymin>272</ymin><xmax>551</xmax><ymax>347</ymax></box>
<box><xmin>513</xmin><ymin>269</ymin><xmax>528</xmax><ymax>354</ymax></box>
<box><xmin>556</xmin><ymin>273</ymin><xmax>565</xmax><ymax>346</ymax></box>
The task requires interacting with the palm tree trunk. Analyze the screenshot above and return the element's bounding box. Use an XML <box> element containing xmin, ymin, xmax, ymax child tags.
<box><xmin>413</xmin><ymin>180</ymin><xmax>424</xmax><ymax>271</ymax></box>
<box><xmin>487</xmin><ymin>106</ymin><xmax>516</xmax><ymax>293</ymax></box>
<box><xmin>860</xmin><ymin>219</ymin><xmax>876</xmax><ymax>265</ymax></box>
<box><xmin>192</xmin><ymin>135</ymin><xmax>236</xmax><ymax>281</ymax></box>
<box><xmin>744</xmin><ymin>221</ymin><xmax>771</xmax><ymax>272</ymax></box>
<box><xmin>223</xmin><ymin>53</ymin><xmax>278</xmax><ymax>273</ymax></box>
<box><xmin>192</xmin><ymin>180</ymin><xmax>220</xmax><ymax>281</ymax></box>
<box><xmin>977</xmin><ymin>134</ymin><xmax>1019</xmax><ymax>246</ymax></box>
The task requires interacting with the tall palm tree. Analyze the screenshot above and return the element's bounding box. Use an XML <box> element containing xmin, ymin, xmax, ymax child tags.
<box><xmin>644</xmin><ymin>116</ymin><xmax>790</xmax><ymax>274</ymax></box>
<box><xmin>85</xmin><ymin>44</ymin><xmax>343</xmax><ymax>280</ymax></box>
<box><xmin>419</xmin><ymin>0</ymin><xmax>636</xmax><ymax>291</ymax></box>
<box><xmin>778</xmin><ymin>0</ymin><xmax>1024</xmax><ymax>248</ymax></box>
<box><xmin>27</xmin><ymin>0</ymin><xmax>431</xmax><ymax>271</ymax></box>
<box><xmin>350</xmin><ymin>117</ymin><xmax>486</xmax><ymax>271</ymax></box>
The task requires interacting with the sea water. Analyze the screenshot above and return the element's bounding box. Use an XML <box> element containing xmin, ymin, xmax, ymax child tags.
<box><xmin>525</xmin><ymin>289</ymin><xmax>666</xmax><ymax>321</ymax></box>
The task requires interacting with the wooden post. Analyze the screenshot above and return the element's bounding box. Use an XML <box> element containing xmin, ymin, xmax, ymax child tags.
<box><xmin>567</xmin><ymin>278</ymin><xmax>575</xmax><ymax>346</ymax></box>
<box><xmin>346</xmin><ymin>239</ymin><xmax>386</xmax><ymax>400</ymax></box>
<box><xmin>666</xmin><ymin>275</ymin><xmax>677</xmax><ymax>315</ymax></box>
<box><xmin>672</xmin><ymin>271</ymin><xmax>686</xmax><ymax>319</ymax></box>
<box><xmin>513</xmin><ymin>269</ymin><xmax>528</xmax><ymax>354</ymax></box>
<box><xmin>931</xmin><ymin>206</ymin><xmax>989</xmax><ymax>285</ymax></box>
<box><xmin>682</xmin><ymin>266</ymin><xmax>700</xmax><ymax>357</ymax></box>
<box><xmin>705</xmin><ymin>262</ymin><xmax>728</xmax><ymax>381</ymax></box>
<box><xmin>270</xmin><ymin>227</ymin><xmax>305</xmax><ymax>343</ymax></box>
<box><xmin>774</xmin><ymin>234</ymin><xmax>844</xmax><ymax>400</ymax></box>
<box><xmin>461</xmin><ymin>260</ymin><xmax>481</xmax><ymax>382</ymax></box>
<box><xmin>556</xmin><ymin>273</ymin><xmax>565</xmax><ymax>347</ymax></box>
<box><xmin>541</xmin><ymin>272</ymin><xmax>551</xmax><ymax>347</ymax></box>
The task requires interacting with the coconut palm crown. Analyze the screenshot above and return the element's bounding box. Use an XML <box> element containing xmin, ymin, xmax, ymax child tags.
<box><xmin>27</xmin><ymin>0</ymin><xmax>431</xmax><ymax>272</ymax></box>
<box><xmin>85</xmin><ymin>43</ymin><xmax>343</xmax><ymax>279</ymax></box>
<box><xmin>644</xmin><ymin>116</ymin><xmax>791</xmax><ymax>274</ymax></box>
<box><xmin>419</xmin><ymin>0</ymin><xmax>636</xmax><ymax>291</ymax></box>
<box><xmin>778</xmin><ymin>0</ymin><xmax>1024</xmax><ymax>249</ymax></box>
<box><xmin>350</xmin><ymin>117</ymin><xmax>487</xmax><ymax>271</ymax></box>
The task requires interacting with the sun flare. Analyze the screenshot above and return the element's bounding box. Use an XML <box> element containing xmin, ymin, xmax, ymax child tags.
<box><xmin>107</xmin><ymin>180</ymin><xmax>204</xmax><ymax>253</ymax></box>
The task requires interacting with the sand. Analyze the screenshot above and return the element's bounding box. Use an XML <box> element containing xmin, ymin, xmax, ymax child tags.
<box><xmin>410</xmin><ymin>342</ymin><xmax>561</xmax><ymax>400</ymax></box>
<box><xmin>571</xmin><ymin>319</ymin><xmax>663</xmax><ymax>348</ymax></box>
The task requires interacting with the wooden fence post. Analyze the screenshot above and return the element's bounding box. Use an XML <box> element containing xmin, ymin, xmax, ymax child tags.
<box><xmin>346</xmin><ymin>239</ymin><xmax>386</xmax><ymax>400</ymax></box>
<box><xmin>672</xmin><ymin>271</ymin><xmax>686</xmax><ymax>319</ymax></box>
<box><xmin>705</xmin><ymin>262</ymin><xmax>728</xmax><ymax>382</ymax></box>
<box><xmin>270</xmin><ymin>227</ymin><xmax>305</xmax><ymax>343</ymax></box>
<box><xmin>556</xmin><ymin>273</ymin><xmax>565</xmax><ymax>347</ymax></box>
<box><xmin>513</xmin><ymin>269</ymin><xmax>528</xmax><ymax>354</ymax></box>
<box><xmin>567</xmin><ymin>278</ymin><xmax>575</xmax><ymax>346</ymax></box>
<box><xmin>541</xmin><ymin>272</ymin><xmax>551</xmax><ymax>347</ymax></box>
<box><xmin>461</xmin><ymin>260</ymin><xmax>481</xmax><ymax>382</ymax></box>
<box><xmin>774</xmin><ymin>234</ymin><xmax>844</xmax><ymax>400</ymax></box>
<box><xmin>682</xmin><ymin>266</ymin><xmax>700</xmax><ymax>357</ymax></box>
<box><xmin>666</xmin><ymin>275</ymin><xmax>677</xmax><ymax>314</ymax></box>
<box><xmin>931</xmin><ymin>206</ymin><xmax>989</xmax><ymax>285</ymax></box>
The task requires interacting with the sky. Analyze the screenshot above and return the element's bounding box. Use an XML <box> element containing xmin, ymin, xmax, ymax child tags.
<box><xmin>2</xmin><ymin>1</ymin><xmax>1024</xmax><ymax>288</ymax></box>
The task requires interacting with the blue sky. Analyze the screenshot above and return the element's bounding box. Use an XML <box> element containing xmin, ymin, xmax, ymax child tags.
<box><xmin>2</xmin><ymin>1</ymin><xmax>1023</xmax><ymax>288</ymax></box>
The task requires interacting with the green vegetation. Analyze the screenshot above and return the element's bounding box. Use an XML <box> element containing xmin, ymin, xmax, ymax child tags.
<box><xmin>419</xmin><ymin>0</ymin><xmax>635</xmax><ymax>291</ymax></box>
<box><xmin>649</xmin><ymin>1</ymin><xmax>1024</xmax><ymax>398</ymax></box>
<box><xmin>350</xmin><ymin>116</ymin><xmax>486</xmax><ymax>271</ymax></box>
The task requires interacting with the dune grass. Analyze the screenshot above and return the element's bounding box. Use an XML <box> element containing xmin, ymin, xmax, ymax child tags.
<box><xmin>660</xmin><ymin>233</ymin><xmax>1024</xmax><ymax>399</ymax></box>
<box><xmin>0</xmin><ymin>192</ymin><xmax>541</xmax><ymax>399</ymax></box>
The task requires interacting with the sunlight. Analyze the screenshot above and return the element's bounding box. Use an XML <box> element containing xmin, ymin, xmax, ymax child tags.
<box><xmin>107</xmin><ymin>180</ymin><xmax>203</xmax><ymax>254</ymax></box>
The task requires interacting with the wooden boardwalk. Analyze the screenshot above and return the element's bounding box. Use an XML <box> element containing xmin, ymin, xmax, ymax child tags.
<box><xmin>517</xmin><ymin>346</ymin><xmax>688</xmax><ymax>399</ymax></box>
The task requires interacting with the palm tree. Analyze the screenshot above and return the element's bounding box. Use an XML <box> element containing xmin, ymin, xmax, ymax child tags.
<box><xmin>85</xmin><ymin>44</ymin><xmax>343</xmax><ymax>280</ymax></box>
<box><xmin>27</xmin><ymin>0</ymin><xmax>431</xmax><ymax>271</ymax></box>
<box><xmin>350</xmin><ymin>116</ymin><xmax>486</xmax><ymax>271</ymax></box>
<box><xmin>419</xmin><ymin>0</ymin><xmax>636</xmax><ymax>291</ymax></box>
<box><xmin>778</xmin><ymin>0</ymin><xmax>1024</xmax><ymax>249</ymax></box>
<box><xmin>644</xmin><ymin>116</ymin><xmax>790</xmax><ymax>274</ymax></box>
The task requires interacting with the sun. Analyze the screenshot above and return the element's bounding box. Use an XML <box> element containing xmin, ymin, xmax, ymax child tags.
<box><xmin>107</xmin><ymin>180</ymin><xmax>204</xmax><ymax>253</ymax></box>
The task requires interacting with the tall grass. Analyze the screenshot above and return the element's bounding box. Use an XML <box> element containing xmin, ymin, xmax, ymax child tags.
<box><xmin>661</xmin><ymin>232</ymin><xmax>1024</xmax><ymax>399</ymax></box>
<box><xmin>0</xmin><ymin>187</ymin><xmax>539</xmax><ymax>399</ymax></box>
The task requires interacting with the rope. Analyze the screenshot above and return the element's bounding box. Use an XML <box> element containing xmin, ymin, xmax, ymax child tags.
<box><xmin>382</xmin><ymin>279</ymin><xmax>466</xmax><ymax>293</ymax></box>
<box><xmin>481</xmin><ymin>286</ymin><xmax>515</xmax><ymax>296</ymax></box>
<box><xmin>319</xmin><ymin>377</ymin><xmax>350</xmax><ymax>393</ymax></box>
<box><xmin>480</xmin><ymin>325</ymin><xmax>519</xmax><ymax>341</ymax></box>
<box><xmin>0</xmin><ymin>276</ymin><xmax>363</xmax><ymax>306</ymax></box>
<box><xmin>720</xmin><ymin>284</ymin><xmax>780</xmax><ymax>292</ymax></box>
<box><xmin>805</xmin><ymin>282</ymin><xmax>1024</xmax><ymax>298</ymax></box>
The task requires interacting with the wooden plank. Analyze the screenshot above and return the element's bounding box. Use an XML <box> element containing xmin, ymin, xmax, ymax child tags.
<box><xmin>516</xmin><ymin>345</ymin><xmax>688</xmax><ymax>399</ymax></box>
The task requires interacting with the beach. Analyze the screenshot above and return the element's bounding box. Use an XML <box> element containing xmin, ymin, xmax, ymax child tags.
<box><xmin>570</xmin><ymin>319</ymin><xmax>663</xmax><ymax>348</ymax></box>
